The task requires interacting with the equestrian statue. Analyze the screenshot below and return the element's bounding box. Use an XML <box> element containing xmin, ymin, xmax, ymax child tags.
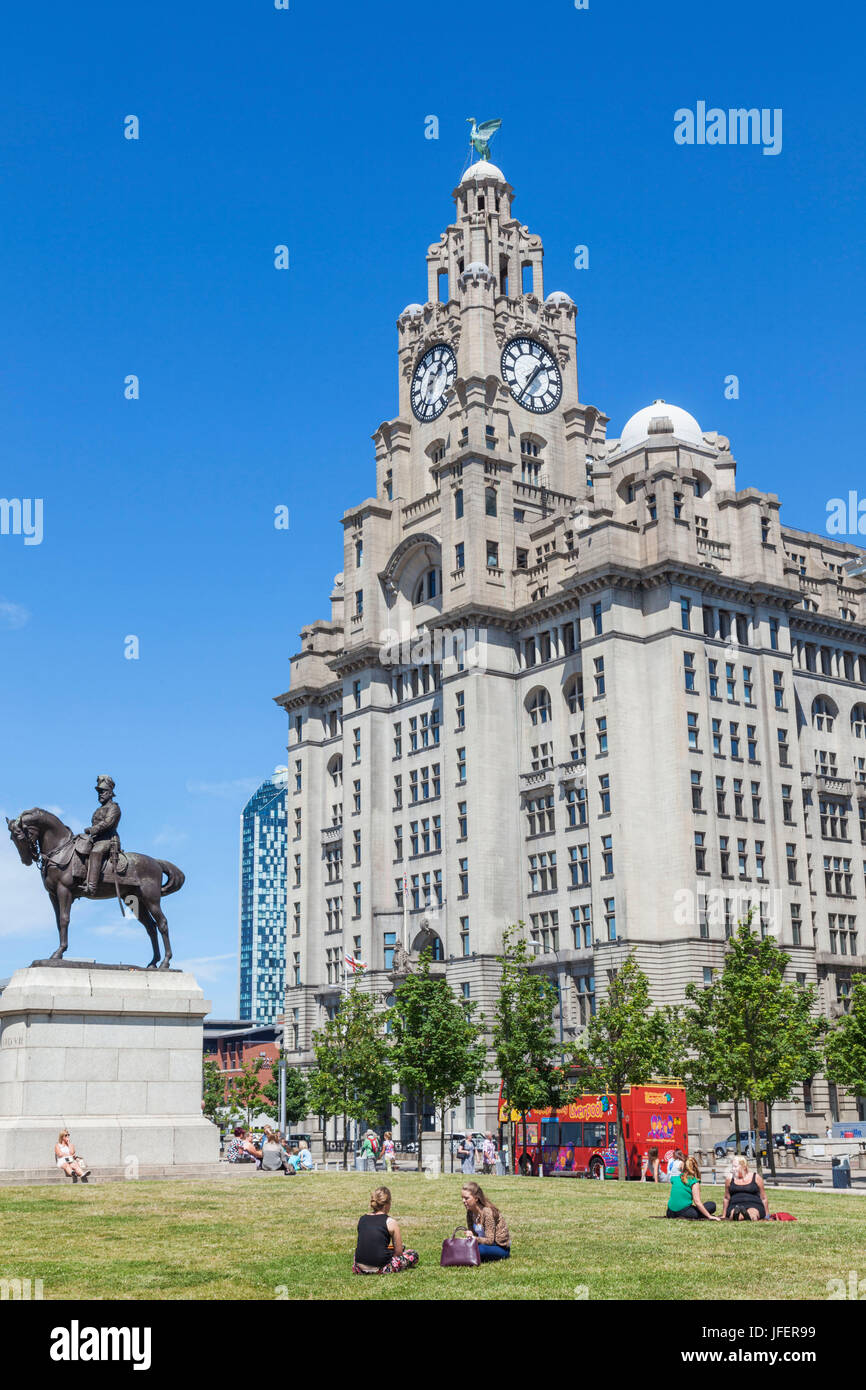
<box><xmin>7</xmin><ymin>775</ymin><xmax>185</xmax><ymax>969</ymax></box>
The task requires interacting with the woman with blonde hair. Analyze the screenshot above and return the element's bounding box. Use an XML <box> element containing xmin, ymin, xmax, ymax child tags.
<box><xmin>54</xmin><ymin>1130</ymin><xmax>89</xmax><ymax>1181</ymax></box>
<box><xmin>722</xmin><ymin>1153</ymin><xmax>769</xmax><ymax>1221</ymax></box>
<box><xmin>352</xmin><ymin>1186</ymin><xmax>419</xmax><ymax>1275</ymax></box>
<box><xmin>665</xmin><ymin>1154</ymin><xmax>719</xmax><ymax>1220</ymax></box>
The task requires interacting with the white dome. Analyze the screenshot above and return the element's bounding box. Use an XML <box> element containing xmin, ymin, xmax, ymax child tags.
<box><xmin>460</xmin><ymin>160</ymin><xmax>506</xmax><ymax>185</ymax></box>
<box><xmin>400</xmin><ymin>303</ymin><xmax>424</xmax><ymax>318</ymax></box>
<box><xmin>464</xmin><ymin>261</ymin><xmax>491</xmax><ymax>275</ymax></box>
<box><xmin>619</xmin><ymin>400</ymin><xmax>703</xmax><ymax>451</ymax></box>
<box><xmin>545</xmin><ymin>290</ymin><xmax>573</xmax><ymax>306</ymax></box>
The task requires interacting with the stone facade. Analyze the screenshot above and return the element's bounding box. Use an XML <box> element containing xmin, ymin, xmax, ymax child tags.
<box><xmin>275</xmin><ymin>159</ymin><xmax>866</xmax><ymax>1140</ymax></box>
<box><xmin>0</xmin><ymin>965</ymin><xmax>219</xmax><ymax>1171</ymax></box>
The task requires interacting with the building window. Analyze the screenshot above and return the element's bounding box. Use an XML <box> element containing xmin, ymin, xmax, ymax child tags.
<box><xmin>457</xmin><ymin>801</ymin><xmax>468</xmax><ymax>839</ymax></box>
<box><xmin>791</xmin><ymin>903</ymin><xmax>802</xmax><ymax>946</ymax></box>
<box><xmin>599</xmin><ymin>774</ymin><xmax>611</xmax><ymax>815</ymax></box>
<box><xmin>355</xmin><ymin>590</ymin><xmax>364</xmax><ymax>619</ymax></box>
<box><xmin>680</xmin><ymin>596</ymin><xmax>692</xmax><ymax>631</ymax></box>
<box><xmin>458</xmin><ymin>858</ymin><xmax>469</xmax><ymax>895</ymax></box>
<box><xmin>601</xmin><ymin>835</ymin><xmax>614</xmax><ymax>876</ymax></box>
<box><xmin>597</xmin><ymin>717</ymin><xmax>608</xmax><ymax>755</ymax></box>
<box><xmin>353</xmin><ymin>680</ymin><xmax>362</xmax><ymax>710</ymax></box>
<box><xmin>569</xmin><ymin>843</ymin><xmax>590</xmax><ymax>887</ymax></box>
<box><xmin>604</xmin><ymin>898</ymin><xmax>616</xmax><ymax>942</ymax></box>
<box><xmin>694</xmin><ymin>831</ymin><xmax>707</xmax><ymax>872</ymax></box>
<box><xmin>486</xmin><ymin>541</ymin><xmax>499</xmax><ymax>569</ymax></box>
<box><xmin>485</xmin><ymin>487</ymin><xmax>497</xmax><ymax>517</ymax></box>
<box><xmin>687</xmin><ymin>712</ymin><xmax>699</xmax><ymax>751</ymax></box>
<box><xmin>455</xmin><ymin>489</ymin><xmax>463</xmax><ymax>519</ymax></box>
<box><xmin>352</xmin><ymin>727</ymin><xmax>361</xmax><ymax>762</ymax></box>
<box><xmin>459</xmin><ymin>917</ymin><xmax>470</xmax><ymax>956</ymax></box>
<box><xmin>769</xmin><ymin>617</ymin><xmax>779</xmax><ymax>650</ymax></box>
<box><xmin>594</xmin><ymin>657</ymin><xmax>605</xmax><ymax>696</ymax></box>
<box><xmin>353</xmin><ymin>883</ymin><xmax>361</xmax><ymax>917</ymax></box>
<box><xmin>566</xmin><ymin>786</ymin><xmax>587</xmax><ymax>827</ymax></box>
<box><xmin>591</xmin><ymin>602</ymin><xmax>602</xmax><ymax>636</ymax></box>
<box><xmin>684</xmin><ymin>652</ymin><xmax>696</xmax><ymax>692</ymax></box>
<box><xmin>457</xmin><ymin>747</ymin><xmax>466</xmax><ymax>783</ymax></box>
<box><xmin>691</xmin><ymin>770</ymin><xmax>703</xmax><ymax>811</ymax></box>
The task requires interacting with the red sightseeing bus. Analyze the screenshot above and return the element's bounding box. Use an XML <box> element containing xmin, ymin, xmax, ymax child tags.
<box><xmin>499</xmin><ymin>1080</ymin><xmax>688</xmax><ymax>1179</ymax></box>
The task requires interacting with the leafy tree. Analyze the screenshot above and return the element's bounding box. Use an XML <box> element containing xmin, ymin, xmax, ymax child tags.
<box><xmin>202</xmin><ymin>1056</ymin><xmax>225</xmax><ymax>1124</ymax></box>
<box><xmin>712</xmin><ymin>921</ymin><xmax>825</xmax><ymax>1176</ymax></box>
<box><xmin>824</xmin><ymin>976</ymin><xmax>866</xmax><ymax>1110</ymax></box>
<box><xmin>573</xmin><ymin>953</ymin><xmax>674</xmax><ymax>1181</ymax></box>
<box><xmin>261</xmin><ymin>1053</ymin><xmax>310</xmax><ymax>1133</ymax></box>
<box><xmin>680</xmin><ymin>976</ymin><xmax>750</xmax><ymax>1155</ymax></box>
<box><xmin>492</xmin><ymin>925</ymin><xmax>569</xmax><ymax>1173</ymax></box>
<box><xmin>390</xmin><ymin>953</ymin><xmax>490</xmax><ymax>1172</ymax></box>
<box><xmin>227</xmin><ymin>1055</ymin><xmax>269</xmax><ymax>1128</ymax></box>
<box><xmin>308</xmin><ymin>981</ymin><xmax>394</xmax><ymax>1169</ymax></box>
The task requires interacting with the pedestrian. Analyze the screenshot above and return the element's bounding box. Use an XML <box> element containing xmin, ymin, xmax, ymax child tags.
<box><xmin>352</xmin><ymin>1187</ymin><xmax>419</xmax><ymax>1275</ymax></box>
<box><xmin>359</xmin><ymin>1132</ymin><xmax>377</xmax><ymax>1171</ymax></box>
<box><xmin>482</xmin><ymin>1132</ymin><xmax>497</xmax><ymax>1175</ymax></box>
<box><xmin>457</xmin><ymin>1131</ymin><xmax>475</xmax><ymax>1175</ymax></box>
<box><xmin>382</xmin><ymin>1132</ymin><xmax>396</xmax><ymax>1173</ymax></box>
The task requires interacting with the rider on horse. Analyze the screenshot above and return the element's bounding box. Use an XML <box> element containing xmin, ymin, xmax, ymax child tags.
<box><xmin>79</xmin><ymin>775</ymin><xmax>122</xmax><ymax>896</ymax></box>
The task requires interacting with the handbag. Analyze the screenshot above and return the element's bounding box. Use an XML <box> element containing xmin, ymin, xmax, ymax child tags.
<box><xmin>441</xmin><ymin>1226</ymin><xmax>480</xmax><ymax>1268</ymax></box>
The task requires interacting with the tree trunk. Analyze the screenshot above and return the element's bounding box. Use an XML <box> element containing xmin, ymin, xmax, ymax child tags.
<box><xmin>342</xmin><ymin>1112</ymin><xmax>349</xmax><ymax>1171</ymax></box>
<box><xmin>616</xmin><ymin>1089</ymin><xmax>626</xmax><ymax>1181</ymax></box>
<box><xmin>750</xmin><ymin>1097</ymin><xmax>763</xmax><ymax>1175</ymax></box>
<box><xmin>416</xmin><ymin>1092</ymin><xmax>423</xmax><ymax>1172</ymax></box>
<box><xmin>439</xmin><ymin>1103</ymin><xmax>446</xmax><ymax>1174</ymax></box>
<box><xmin>765</xmin><ymin>1100</ymin><xmax>777</xmax><ymax>1180</ymax></box>
<box><xmin>521</xmin><ymin>1111</ymin><xmax>528</xmax><ymax>1176</ymax></box>
<box><xmin>733</xmin><ymin>1096</ymin><xmax>741</xmax><ymax>1154</ymax></box>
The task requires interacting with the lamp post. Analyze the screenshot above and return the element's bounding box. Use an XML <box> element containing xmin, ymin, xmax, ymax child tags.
<box><xmin>279</xmin><ymin>1056</ymin><xmax>287</xmax><ymax>1138</ymax></box>
<box><xmin>450</xmin><ymin>1108</ymin><xmax>456</xmax><ymax>1173</ymax></box>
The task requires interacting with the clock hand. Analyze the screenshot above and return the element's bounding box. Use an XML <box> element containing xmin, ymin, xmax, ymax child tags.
<box><xmin>520</xmin><ymin>362</ymin><xmax>545</xmax><ymax>400</ymax></box>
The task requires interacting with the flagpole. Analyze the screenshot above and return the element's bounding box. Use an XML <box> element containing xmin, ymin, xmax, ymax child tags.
<box><xmin>402</xmin><ymin>872</ymin><xmax>409</xmax><ymax>952</ymax></box>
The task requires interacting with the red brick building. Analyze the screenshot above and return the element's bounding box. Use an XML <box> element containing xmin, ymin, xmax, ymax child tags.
<box><xmin>203</xmin><ymin>1020</ymin><xmax>282</xmax><ymax>1104</ymax></box>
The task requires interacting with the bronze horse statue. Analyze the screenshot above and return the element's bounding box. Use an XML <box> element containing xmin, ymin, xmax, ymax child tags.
<box><xmin>7</xmin><ymin>808</ymin><xmax>184</xmax><ymax>969</ymax></box>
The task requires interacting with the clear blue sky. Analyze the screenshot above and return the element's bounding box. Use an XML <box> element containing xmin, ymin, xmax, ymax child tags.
<box><xmin>1</xmin><ymin>0</ymin><xmax>863</xmax><ymax>1014</ymax></box>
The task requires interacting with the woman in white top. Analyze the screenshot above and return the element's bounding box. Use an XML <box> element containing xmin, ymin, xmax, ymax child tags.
<box><xmin>667</xmin><ymin>1148</ymin><xmax>685</xmax><ymax>1181</ymax></box>
<box><xmin>55</xmin><ymin>1130</ymin><xmax>89</xmax><ymax>1181</ymax></box>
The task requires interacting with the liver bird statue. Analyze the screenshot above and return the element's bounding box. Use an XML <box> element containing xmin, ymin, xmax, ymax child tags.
<box><xmin>466</xmin><ymin>117</ymin><xmax>502</xmax><ymax>162</ymax></box>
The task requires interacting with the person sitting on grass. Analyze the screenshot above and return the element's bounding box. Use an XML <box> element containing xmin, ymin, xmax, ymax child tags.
<box><xmin>722</xmin><ymin>1154</ymin><xmax>770</xmax><ymax>1221</ymax></box>
<box><xmin>55</xmin><ymin>1130</ymin><xmax>90</xmax><ymax>1182</ymax></box>
<box><xmin>665</xmin><ymin>1155</ymin><xmax>720</xmax><ymax>1220</ymax></box>
<box><xmin>285</xmin><ymin>1145</ymin><xmax>301</xmax><ymax>1173</ymax></box>
<box><xmin>297</xmin><ymin>1141</ymin><xmax>314</xmax><ymax>1171</ymax></box>
<box><xmin>352</xmin><ymin>1186</ymin><xmax>419</xmax><ymax>1275</ymax></box>
<box><xmin>226</xmin><ymin>1127</ymin><xmax>260</xmax><ymax>1164</ymax></box>
<box><xmin>260</xmin><ymin>1127</ymin><xmax>291</xmax><ymax>1173</ymax></box>
<box><xmin>642</xmin><ymin>1146</ymin><xmax>660</xmax><ymax>1182</ymax></box>
<box><xmin>461</xmin><ymin>1181</ymin><xmax>512</xmax><ymax>1260</ymax></box>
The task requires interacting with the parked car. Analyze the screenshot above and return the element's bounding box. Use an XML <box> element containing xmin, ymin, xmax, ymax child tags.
<box><xmin>713</xmin><ymin>1130</ymin><xmax>769</xmax><ymax>1159</ymax></box>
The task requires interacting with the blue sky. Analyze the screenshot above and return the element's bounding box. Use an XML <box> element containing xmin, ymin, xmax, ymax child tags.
<box><xmin>1</xmin><ymin>0</ymin><xmax>863</xmax><ymax>1014</ymax></box>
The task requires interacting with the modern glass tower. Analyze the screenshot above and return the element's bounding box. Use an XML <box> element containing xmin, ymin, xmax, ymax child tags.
<box><xmin>238</xmin><ymin>766</ymin><xmax>288</xmax><ymax>1024</ymax></box>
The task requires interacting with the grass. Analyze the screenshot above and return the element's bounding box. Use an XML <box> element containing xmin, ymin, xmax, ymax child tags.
<box><xmin>1</xmin><ymin>1173</ymin><xmax>862</xmax><ymax>1300</ymax></box>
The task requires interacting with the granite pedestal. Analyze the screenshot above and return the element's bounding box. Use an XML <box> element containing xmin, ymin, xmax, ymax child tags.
<box><xmin>0</xmin><ymin>964</ymin><xmax>220</xmax><ymax>1173</ymax></box>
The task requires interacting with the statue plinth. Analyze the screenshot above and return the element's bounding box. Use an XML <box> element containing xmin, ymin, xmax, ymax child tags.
<box><xmin>0</xmin><ymin>964</ymin><xmax>219</xmax><ymax>1174</ymax></box>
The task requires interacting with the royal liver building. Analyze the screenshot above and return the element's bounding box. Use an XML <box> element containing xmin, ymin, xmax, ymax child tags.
<box><xmin>277</xmin><ymin>157</ymin><xmax>866</xmax><ymax>1135</ymax></box>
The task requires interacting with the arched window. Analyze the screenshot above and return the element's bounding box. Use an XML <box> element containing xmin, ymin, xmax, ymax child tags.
<box><xmin>414</xmin><ymin>568</ymin><xmax>441</xmax><ymax>604</ymax></box>
<box><xmin>328</xmin><ymin>754</ymin><xmax>343</xmax><ymax>788</ymax></box>
<box><xmin>564</xmin><ymin>675</ymin><xmax>584</xmax><ymax>716</ymax></box>
<box><xmin>527</xmin><ymin>688</ymin><xmax>552</xmax><ymax>726</ymax></box>
<box><xmin>852</xmin><ymin>704</ymin><xmax>866</xmax><ymax>739</ymax></box>
<box><xmin>812</xmin><ymin>696</ymin><xmax>837</xmax><ymax>732</ymax></box>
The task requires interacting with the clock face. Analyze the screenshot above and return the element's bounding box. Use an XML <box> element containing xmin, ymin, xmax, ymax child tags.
<box><xmin>501</xmin><ymin>336</ymin><xmax>562</xmax><ymax>413</ymax></box>
<box><xmin>410</xmin><ymin>343</ymin><xmax>457</xmax><ymax>422</ymax></box>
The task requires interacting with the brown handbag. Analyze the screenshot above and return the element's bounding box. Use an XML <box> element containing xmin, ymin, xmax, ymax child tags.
<box><xmin>440</xmin><ymin>1226</ymin><xmax>481</xmax><ymax>1267</ymax></box>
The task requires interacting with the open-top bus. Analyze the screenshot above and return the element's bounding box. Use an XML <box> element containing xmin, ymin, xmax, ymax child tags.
<box><xmin>499</xmin><ymin>1080</ymin><xmax>688</xmax><ymax>1179</ymax></box>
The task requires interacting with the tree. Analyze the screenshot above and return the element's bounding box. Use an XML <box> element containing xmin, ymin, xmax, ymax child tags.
<box><xmin>390</xmin><ymin>953</ymin><xmax>490</xmax><ymax>1172</ymax></box>
<box><xmin>824</xmin><ymin>975</ymin><xmax>866</xmax><ymax>1110</ymax></box>
<box><xmin>712</xmin><ymin>921</ymin><xmax>825</xmax><ymax>1176</ymax></box>
<box><xmin>573</xmin><ymin>953</ymin><xmax>674</xmax><ymax>1181</ymax></box>
<box><xmin>202</xmin><ymin>1057</ymin><xmax>225</xmax><ymax>1125</ymax></box>
<box><xmin>307</xmin><ymin>981</ymin><xmax>394</xmax><ymax>1170</ymax></box>
<box><xmin>680</xmin><ymin>976</ymin><xmax>750</xmax><ymax>1155</ymax></box>
<box><xmin>261</xmin><ymin>1053</ymin><xmax>310</xmax><ymax>1133</ymax></box>
<box><xmin>491</xmin><ymin>925</ymin><xmax>568</xmax><ymax>1173</ymax></box>
<box><xmin>227</xmin><ymin>1055</ymin><xmax>269</xmax><ymax>1128</ymax></box>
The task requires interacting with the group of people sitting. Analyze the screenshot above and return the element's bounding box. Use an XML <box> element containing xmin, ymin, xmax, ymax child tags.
<box><xmin>352</xmin><ymin>1181</ymin><xmax>511</xmax><ymax>1274</ymax></box>
<box><xmin>225</xmin><ymin>1126</ymin><xmax>314</xmax><ymax>1174</ymax></box>
<box><xmin>665</xmin><ymin>1153</ymin><xmax>771</xmax><ymax>1221</ymax></box>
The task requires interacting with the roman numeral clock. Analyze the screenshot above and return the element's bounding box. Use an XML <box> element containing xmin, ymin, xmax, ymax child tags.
<box><xmin>410</xmin><ymin>343</ymin><xmax>458</xmax><ymax>422</ymax></box>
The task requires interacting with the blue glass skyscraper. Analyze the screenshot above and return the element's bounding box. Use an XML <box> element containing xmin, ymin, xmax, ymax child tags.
<box><xmin>238</xmin><ymin>766</ymin><xmax>288</xmax><ymax>1024</ymax></box>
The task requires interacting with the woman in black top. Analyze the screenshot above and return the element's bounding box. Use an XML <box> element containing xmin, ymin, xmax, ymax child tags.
<box><xmin>352</xmin><ymin>1186</ymin><xmax>419</xmax><ymax>1275</ymax></box>
<box><xmin>722</xmin><ymin>1155</ymin><xmax>769</xmax><ymax>1220</ymax></box>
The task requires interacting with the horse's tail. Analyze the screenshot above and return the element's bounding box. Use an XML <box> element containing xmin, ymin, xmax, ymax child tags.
<box><xmin>158</xmin><ymin>861</ymin><xmax>185</xmax><ymax>897</ymax></box>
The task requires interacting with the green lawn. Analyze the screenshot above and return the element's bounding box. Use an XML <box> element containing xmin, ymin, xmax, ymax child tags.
<box><xmin>1</xmin><ymin>1173</ymin><xmax>861</xmax><ymax>1300</ymax></box>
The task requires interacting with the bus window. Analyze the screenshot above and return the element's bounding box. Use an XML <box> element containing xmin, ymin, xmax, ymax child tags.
<box><xmin>607</xmin><ymin>1123</ymin><xmax>618</xmax><ymax>1145</ymax></box>
<box><xmin>584</xmin><ymin>1122</ymin><xmax>607</xmax><ymax>1148</ymax></box>
<box><xmin>540</xmin><ymin>1119</ymin><xmax>559</xmax><ymax>1147</ymax></box>
<box><xmin>559</xmin><ymin>1122</ymin><xmax>582</xmax><ymax>1145</ymax></box>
